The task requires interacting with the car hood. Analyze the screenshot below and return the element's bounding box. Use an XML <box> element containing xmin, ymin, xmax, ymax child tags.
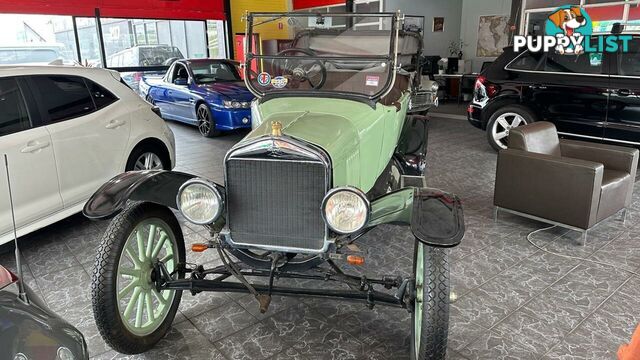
<box><xmin>196</xmin><ymin>82</ymin><xmax>254</xmax><ymax>101</ymax></box>
<box><xmin>241</xmin><ymin>97</ymin><xmax>405</xmax><ymax>192</ymax></box>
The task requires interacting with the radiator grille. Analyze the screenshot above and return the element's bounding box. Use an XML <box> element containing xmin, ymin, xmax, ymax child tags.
<box><xmin>226</xmin><ymin>158</ymin><xmax>327</xmax><ymax>251</ymax></box>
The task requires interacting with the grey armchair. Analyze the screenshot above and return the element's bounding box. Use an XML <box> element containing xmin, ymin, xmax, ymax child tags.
<box><xmin>494</xmin><ymin>122</ymin><xmax>638</xmax><ymax>242</ymax></box>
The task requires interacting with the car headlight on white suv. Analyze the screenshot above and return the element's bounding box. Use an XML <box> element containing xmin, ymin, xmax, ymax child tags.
<box><xmin>177</xmin><ymin>179</ymin><xmax>223</xmax><ymax>225</ymax></box>
<box><xmin>322</xmin><ymin>187</ymin><xmax>370</xmax><ymax>234</ymax></box>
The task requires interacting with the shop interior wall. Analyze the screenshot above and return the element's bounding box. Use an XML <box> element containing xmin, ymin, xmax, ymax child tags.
<box><xmin>460</xmin><ymin>0</ymin><xmax>512</xmax><ymax>72</ymax></box>
<box><xmin>385</xmin><ymin>0</ymin><xmax>463</xmax><ymax>58</ymax></box>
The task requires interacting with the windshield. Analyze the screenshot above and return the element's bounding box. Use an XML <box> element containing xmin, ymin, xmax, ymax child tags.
<box><xmin>191</xmin><ymin>61</ymin><xmax>241</xmax><ymax>83</ymax></box>
<box><xmin>244</xmin><ymin>13</ymin><xmax>422</xmax><ymax>101</ymax></box>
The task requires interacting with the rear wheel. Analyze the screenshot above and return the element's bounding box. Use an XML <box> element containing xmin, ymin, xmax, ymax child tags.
<box><xmin>486</xmin><ymin>105</ymin><xmax>536</xmax><ymax>151</ymax></box>
<box><xmin>410</xmin><ymin>241</ymin><xmax>450</xmax><ymax>360</ymax></box>
<box><xmin>92</xmin><ymin>203</ymin><xmax>185</xmax><ymax>354</ymax></box>
<box><xmin>126</xmin><ymin>146</ymin><xmax>167</xmax><ymax>171</ymax></box>
<box><xmin>197</xmin><ymin>103</ymin><xmax>221</xmax><ymax>138</ymax></box>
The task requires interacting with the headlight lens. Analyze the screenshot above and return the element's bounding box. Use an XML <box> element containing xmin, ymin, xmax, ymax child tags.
<box><xmin>322</xmin><ymin>187</ymin><xmax>370</xmax><ymax>234</ymax></box>
<box><xmin>223</xmin><ymin>100</ymin><xmax>246</xmax><ymax>109</ymax></box>
<box><xmin>177</xmin><ymin>179</ymin><xmax>222</xmax><ymax>225</ymax></box>
<box><xmin>431</xmin><ymin>82</ymin><xmax>439</xmax><ymax>93</ymax></box>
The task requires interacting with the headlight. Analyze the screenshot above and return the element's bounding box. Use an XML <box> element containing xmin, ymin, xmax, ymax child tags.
<box><xmin>322</xmin><ymin>187</ymin><xmax>370</xmax><ymax>234</ymax></box>
<box><xmin>223</xmin><ymin>100</ymin><xmax>246</xmax><ymax>109</ymax></box>
<box><xmin>431</xmin><ymin>82</ymin><xmax>439</xmax><ymax>93</ymax></box>
<box><xmin>177</xmin><ymin>179</ymin><xmax>222</xmax><ymax>225</ymax></box>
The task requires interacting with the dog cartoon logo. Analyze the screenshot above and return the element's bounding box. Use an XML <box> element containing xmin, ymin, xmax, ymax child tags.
<box><xmin>545</xmin><ymin>6</ymin><xmax>593</xmax><ymax>54</ymax></box>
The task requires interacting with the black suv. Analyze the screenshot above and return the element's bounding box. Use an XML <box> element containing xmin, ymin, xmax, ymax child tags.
<box><xmin>468</xmin><ymin>34</ymin><xmax>640</xmax><ymax>151</ymax></box>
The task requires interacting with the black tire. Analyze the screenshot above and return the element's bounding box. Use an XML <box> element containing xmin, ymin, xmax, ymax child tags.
<box><xmin>91</xmin><ymin>202</ymin><xmax>185</xmax><ymax>354</ymax></box>
<box><xmin>145</xmin><ymin>95</ymin><xmax>155</xmax><ymax>105</ymax></box>
<box><xmin>197</xmin><ymin>103</ymin><xmax>221</xmax><ymax>138</ymax></box>
<box><xmin>410</xmin><ymin>241</ymin><xmax>450</xmax><ymax>360</ymax></box>
<box><xmin>125</xmin><ymin>144</ymin><xmax>169</xmax><ymax>171</ymax></box>
<box><xmin>486</xmin><ymin>105</ymin><xmax>536</xmax><ymax>151</ymax></box>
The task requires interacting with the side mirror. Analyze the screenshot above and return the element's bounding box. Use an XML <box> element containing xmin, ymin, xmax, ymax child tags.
<box><xmin>611</xmin><ymin>22</ymin><xmax>625</xmax><ymax>35</ymax></box>
<box><xmin>174</xmin><ymin>78</ymin><xmax>188</xmax><ymax>86</ymax></box>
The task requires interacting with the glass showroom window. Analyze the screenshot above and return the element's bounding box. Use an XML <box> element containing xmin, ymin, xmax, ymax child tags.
<box><xmin>207</xmin><ymin>20</ymin><xmax>227</xmax><ymax>59</ymax></box>
<box><xmin>0</xmin><ymin>14</ymin><xmax>78</xmax><ymax>65</ymax></box>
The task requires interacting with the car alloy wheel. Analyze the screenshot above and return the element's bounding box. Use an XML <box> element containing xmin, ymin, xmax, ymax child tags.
<box><xmin>134</xmin><ymin>152</ymin><xmax>164</xmax><ymax>171</ymax></box>
<box><xmin>491</xmin><ymin>112</ymin><xmax>528</xmax><ymax>149</ymax></box>
<box><xmin>197</xmin><ymin>106</ymin><xmax>212</xmax><ymax>136</ymax></box>
<box><xmin>116</xmin><ymin>218</ymin><xmax>177</xmax><ymax>336</ymax></box>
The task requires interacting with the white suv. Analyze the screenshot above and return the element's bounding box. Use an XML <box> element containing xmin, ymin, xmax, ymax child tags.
<box><xmin>0</xmin><ymin>65</ymin><xmax>176</xmax><ymax>245</ymax></box>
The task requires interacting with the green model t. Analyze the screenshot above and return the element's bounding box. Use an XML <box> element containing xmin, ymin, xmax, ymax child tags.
<box><xmin>84</xmin><ymin>12</ymin><xmax>463</xmax><ymax>359</ymax></box>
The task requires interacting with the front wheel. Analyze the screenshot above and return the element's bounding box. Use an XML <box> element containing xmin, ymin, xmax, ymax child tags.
<box><xmin>411</xmin><ymin>241</ymin><xmax>450</xmax><ymax>360</ymax></box>
<box><xmin>92</xmin><ymin>202</ymin><xmax>185</xmax><ymax>354</ymax></box>
<box><xmin>197</xmin><ymin>103</ymin><xmax>221</xmax><ymax>138</ymax></box>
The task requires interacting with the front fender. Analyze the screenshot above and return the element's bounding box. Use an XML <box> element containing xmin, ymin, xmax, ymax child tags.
<box><xmin>83</xmin><ymin>171</ymin><xmax>197</xmax><ymax>219</ymax></box>
<box><xmin>368</xmin><ymin>187</ymin><xmax>464</xmax><ymax>248</ymax></box>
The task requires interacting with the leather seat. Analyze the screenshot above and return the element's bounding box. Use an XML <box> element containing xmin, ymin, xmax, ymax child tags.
<box><xmin>599</xmin><ymin>169</ymin><xmax>632</xmax><ymax>223</ymax></box>
<box><xmin>494</xmin><ymin>122</ymin><xmax>638</xmax><ymax>231</ymax></box>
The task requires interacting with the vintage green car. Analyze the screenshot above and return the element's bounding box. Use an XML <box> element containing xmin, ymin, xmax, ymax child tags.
<box><xmin>83</xmin><ymin>12</ymin><xmax>463</xmax><ymax>359</ymax></box>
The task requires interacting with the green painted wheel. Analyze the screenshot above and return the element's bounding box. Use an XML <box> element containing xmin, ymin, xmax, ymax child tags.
<box><xmin>92</xmin><ymin>202</ymin><xmax>185</xmax><ymax>355</ymax></box>
<box><xmin>116</xmin><ymin>218</ymin><xmax>177</xmax><ymax>336</ymax></box>
<box><xmin>410</xmin><ymin>241</ymin><xmax>450</xmax><ymax>360</ymax></box>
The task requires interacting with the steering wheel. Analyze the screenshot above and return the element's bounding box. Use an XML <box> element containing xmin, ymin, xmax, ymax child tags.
<box><xmin>272</xmin><ymin>48</ymin><xmax>327</xmax><ymax>90</ymax></box>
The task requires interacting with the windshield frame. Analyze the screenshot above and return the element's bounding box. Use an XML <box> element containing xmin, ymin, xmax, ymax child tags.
<box><xmin>243</xmin><ymin>12</ymin><xmax>401</xmax><ymax>104</ymax></box>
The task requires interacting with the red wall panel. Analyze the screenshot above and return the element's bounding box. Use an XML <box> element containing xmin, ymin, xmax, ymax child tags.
<box><xmin>292</xmin><ymin>0</ymin><xmax>344</xmax><ymax>10</ymax></box>
<box><xmin>0</xmin><ymin>0</ymin><xmax>225</xmax><ymax>20</ymax></box>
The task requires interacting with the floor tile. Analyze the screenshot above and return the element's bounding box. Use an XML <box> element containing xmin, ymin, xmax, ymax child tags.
<box><xmin>35</xmin><ymin>264</ymin><xmax>91</xmax><ymax>312</ymax></box>
<box><xmin>215</xmin><ymin>321</ymin><xmax>287</xmax><ymax>360</ymax></box>
<box><xmin>458</xmin><ymin>332</ymin><xmax>537</xmax><ymax>360</ymax></box>
<box><xmin>189</xmin><ymin>301</ymin><xmax>259</xmax><ymax>343</ymax></box>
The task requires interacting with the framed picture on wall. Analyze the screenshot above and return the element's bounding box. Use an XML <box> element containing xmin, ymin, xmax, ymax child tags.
<box><xmin>477</xmin><ymin>15</ymin><xmax>509</xmax><ymax>57</ymax></box>
<box><xmin>433</xmin><ymin>17</ymin><xmax>444</xmax><ymax>32</ymax></box>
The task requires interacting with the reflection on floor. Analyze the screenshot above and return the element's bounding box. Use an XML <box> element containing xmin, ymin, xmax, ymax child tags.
<box><xmin>430</xmin><ymin>102</ymin><xmax>469</xmax><ymax>120</ymax></box>
<box><xmin>1</xmin><ymin>117</ymin><xmax>639</xmax><ymax>359</ymax></box>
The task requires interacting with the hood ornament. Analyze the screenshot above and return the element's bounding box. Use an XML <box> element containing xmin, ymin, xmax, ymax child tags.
<box><xmin>271</xmin><ymin>121</ymin><xmax>282</xmax><ymax>137</ymax></box>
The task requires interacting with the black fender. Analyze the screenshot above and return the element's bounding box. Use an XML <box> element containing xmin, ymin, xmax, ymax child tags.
<box><xmin>369</xmin><ymin>187</ymin><xmax>464</xmax><ymax>248</ymax></box>
<box><xmin>395</xmin><ymin>114</ymin><xmax>429</xmax><ymax>176</ymax></box>
<box><xmin>83</xmin><ymin>171</ymin><xmax>199</xmax><ymax>220</ymax></box>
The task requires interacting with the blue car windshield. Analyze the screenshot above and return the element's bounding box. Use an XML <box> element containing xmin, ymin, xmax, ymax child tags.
<box><xmin>191</xmin><ymin>62</ymin><xmax>241</xmax><ymax>84</ymax></box>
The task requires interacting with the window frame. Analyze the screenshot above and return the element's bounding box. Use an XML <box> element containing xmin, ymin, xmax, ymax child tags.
<box><xmin>26</xmin><ymin>74</ymin><xmax>109</xmax><ymax>125</ymax></box>
<box><xmin>84</xmin><ymin>78</ymin><xmax>120</xmax><ymax>110</ymax></box>
<box><xmin>544</xmin><ymin>51</ymin><xmax>607</xmax><ymax>75</ymax></box>
<box><xmin>505</xmin><ymin>49</ymin><xmax>615</xmax><ymax>78</ymax></box>
<box><xmin>0</xmin><ymin>76</ymin><xmax>39</xmax><ymax>137</ymax></box>
<box><xmin>610</xmin><ymin>35</ymin><xmax>640</xmax><ymax>78</ymax></box>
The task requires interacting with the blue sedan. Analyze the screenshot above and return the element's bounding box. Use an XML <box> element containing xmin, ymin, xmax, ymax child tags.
<box><xmin>140</xmin><ymin>59</ymin><xmax>254</xmax><ymax>137</ymax></box>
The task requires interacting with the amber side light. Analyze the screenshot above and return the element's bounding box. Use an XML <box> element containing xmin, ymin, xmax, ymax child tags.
<box><xmin>191</xmin><ymin>244</ymin><xmax>208</xmax><ymax>252</ymax></box>
<box><xmin>346</xmin><ymin>255</ymin><xmax>365</xmax><ymax>266</ymax></box>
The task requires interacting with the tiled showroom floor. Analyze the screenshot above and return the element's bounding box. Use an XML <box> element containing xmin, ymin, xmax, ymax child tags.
<box><xmin>1</xmin><ymin>116</ymin><xmax>639</xmax><ymax>359</ymax></box>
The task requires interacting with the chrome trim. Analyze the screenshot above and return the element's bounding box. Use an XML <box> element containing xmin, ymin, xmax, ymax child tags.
<box><xmin>321</xmin><ymin>186</ymin><xmax>371</xmax><ymax>235</ymax></box>
<box><xmin>176</xmin><ymin>178</ymin><xmax>223</xmax><ymax>225</ymax></box>
<box><xmin>557</xmin><ymin>131</ymin><xmax>640</xmax><ymax>146</ymax></box>
<box><xmin>223</xmin><ymin>135</ymin><xmax>333</xmax><ymax>254</ymax></box>
<box><xmin>504</xmin><ymin>51</ymin><xmax>609</xmax><ymax>78</ymax></box>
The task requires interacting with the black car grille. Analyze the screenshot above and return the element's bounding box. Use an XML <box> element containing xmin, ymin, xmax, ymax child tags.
<box><xmin>226</xmin><ymin>158</ymin><xmax>327</xmax><ymax>251</ymax></box>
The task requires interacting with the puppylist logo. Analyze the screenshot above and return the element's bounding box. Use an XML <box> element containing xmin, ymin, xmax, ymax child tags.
<box><xmin>514</xmin><ymin>5</ymin><xmax>632</xmax><ymax>54</ymax></box>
